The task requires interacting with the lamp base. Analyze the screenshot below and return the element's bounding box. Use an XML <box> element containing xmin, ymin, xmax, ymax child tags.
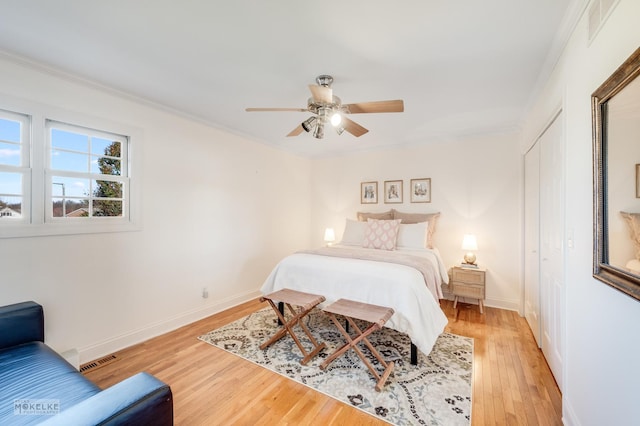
<box><xmin>463</xmin><ymin>252</ymin><xmax>477</xmax><ymax>265</ymax></box>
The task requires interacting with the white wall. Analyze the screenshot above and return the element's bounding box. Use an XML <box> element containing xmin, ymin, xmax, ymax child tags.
<box><xmin>310</xmin><ymin>133</ymin><xmax>522</xmax><ymax>311</ymax></box>
<box><xmin>521</xmin><ymin>0</ymin><xmax>640</xmax><ymax>424</ymax></box>
<box><xmin>0</xmin><ymin>56</ymin><xmax>311</xmax><ymax>363</ymax></box>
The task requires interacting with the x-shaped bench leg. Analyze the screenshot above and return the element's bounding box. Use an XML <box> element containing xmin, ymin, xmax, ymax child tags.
<box><xmin>260</xmin><ymin>298</ymin><xmax>325</xmax><ymax>365</ymax></box>
<box><xmin>320</xmin><ymin>312</ymin><xmax>394</xmax><ymax>391</ymax></box>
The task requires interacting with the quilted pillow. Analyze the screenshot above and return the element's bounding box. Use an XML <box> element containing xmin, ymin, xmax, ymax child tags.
<box><xmin>363</xmin><ymin>219</ymin><xmax>402</xmax><ymax>250</ymax></box>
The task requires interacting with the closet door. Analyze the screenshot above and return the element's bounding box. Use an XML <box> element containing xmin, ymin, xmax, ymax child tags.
<box><xmin>524</xmin><ymin>142</ymin><xmax>541</xmax><ymax>347</ymax></box>
<box><xmin>539</xmin><ymin>113</ymin><xmax>564</xmax><ymax>391</ymax></box>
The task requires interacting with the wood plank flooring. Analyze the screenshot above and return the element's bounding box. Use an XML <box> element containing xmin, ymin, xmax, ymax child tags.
<box><xmin>83</xmin><ymin>299</ymin><xmax>562</xmax><ymax>425</ymax></box>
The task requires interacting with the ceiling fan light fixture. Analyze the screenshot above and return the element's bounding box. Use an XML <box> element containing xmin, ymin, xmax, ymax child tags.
<box><xmin>246</xmin><ymin>74</ymin><xmax>403</xmax><ymax>140</ymax></box>
<box><xmin>330</xmin><ymin>112</ymin><xmax>342</xmax><ymax>127</ymax></box>
<box><xmin>301</xmin><ymin>116</ymin><xmax>317</xmax><ymax>132</ymax></box>
<box><xmin>313</xmin><ymin>121</ymin><xmax>324</xmax><ymax>139</ymax></box>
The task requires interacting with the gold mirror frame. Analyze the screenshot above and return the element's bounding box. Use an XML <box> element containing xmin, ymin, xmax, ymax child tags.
<box><xmin>592</xmin><ymin>46</ymin><xmax>640</xmax><ymax>301</ymax></box>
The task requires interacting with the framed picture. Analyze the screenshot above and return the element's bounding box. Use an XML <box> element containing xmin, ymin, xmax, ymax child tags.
<box><xmin>636</xmin><ymin>164</ymin><xmax>640</xmax><ymax>198</ymax></box>
<box><xmin>360</xmin><ymin>181</ymin><xmax>378</xmax><ymax>204</ymax></box>
<box><xmin>410</xmin><ymin>178</ymin><xmax>431</xmax><ymax>203</ymax></box>
<box><xmin>384</xmin><ymin>180</ymin><xmax>403</xmax><ymax>204</ymax></box>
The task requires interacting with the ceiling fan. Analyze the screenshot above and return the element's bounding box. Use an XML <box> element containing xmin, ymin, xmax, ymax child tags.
<box><xmin>245</xmin><ymin>75</ymin><xmax>404</xmax><ymax>139</ymax></box>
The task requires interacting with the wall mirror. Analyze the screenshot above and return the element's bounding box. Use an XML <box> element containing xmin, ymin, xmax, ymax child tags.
<box><xmin>593</xmin><ymin>46</ymin><xmax>640</xmax><ymax>301</ymax></box>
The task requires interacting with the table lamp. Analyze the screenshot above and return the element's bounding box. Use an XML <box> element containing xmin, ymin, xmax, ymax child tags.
<box><xmin>462</xmin><ymin>234</ymin><xmax>478</xmax><ymax>265</ymax></box>
<box><xmin>324</xmin><ymin>228</ymin><xmax>336</xmax><ymax>247</ymax></box>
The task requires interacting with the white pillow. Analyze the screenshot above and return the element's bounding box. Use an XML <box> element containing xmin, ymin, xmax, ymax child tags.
<box><xmin>341</xmin><ymin>219</ymin><xmax>366</xmax><ymax>245</ymax></box>
<box><xmin>396</xmin><ymin>222</ymin><xmax>429</xmax><ymax>249</ymax></box>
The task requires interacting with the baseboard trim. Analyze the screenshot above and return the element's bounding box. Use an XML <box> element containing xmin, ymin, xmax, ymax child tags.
<box><xmin>484</xmin><ymin>297</ymin><xmax>520</xmax><ymax>312</ymax></box>
<box><xmin>562</xmin><ymin>396</ymin><xmax>579</xmax><ymax>426</ymax></box>
<box><xmin>442</xmin><ymin>292</ymin><xmax>520</xmax><ymax>313</ymax></box>
<box><xmin>78</xmin><ymin>290</ymin><xmax>261</xmax><ymax>364</ymax></box>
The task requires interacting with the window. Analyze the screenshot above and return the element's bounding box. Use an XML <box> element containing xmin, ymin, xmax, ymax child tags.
<box><xmin>0</xmin><ymin>110</ymin><xmax>30</xmax><ymax>223</ymax></box>
<box><xmin>0</xmin><ymin>102</ymin><xmax>139</xmax><ymax>238</ymax></box>
<box><xmin>47</xmin><ymin>121</ymin><xmax>129</xmax><ymax>220</ymax></box>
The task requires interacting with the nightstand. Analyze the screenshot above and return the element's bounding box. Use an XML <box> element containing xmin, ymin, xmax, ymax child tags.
<box><xmin>450</xmin><ymin>266</ymin><xmax>486</xmax><ymax>313</ymax></box>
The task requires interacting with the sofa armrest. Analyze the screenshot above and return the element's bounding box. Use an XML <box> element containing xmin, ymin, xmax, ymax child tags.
<box><xmin>39</xmin><ymin>372</ymin><xmax>173</xmax><ymax>426</ymax></box>
<box><xmin>0</xmin><ymin>301</ymin><xmax>44</xmax><ymax>349</ymax></box>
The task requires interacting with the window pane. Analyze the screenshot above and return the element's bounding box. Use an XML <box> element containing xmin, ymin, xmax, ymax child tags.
<box><xmin>52</xmin><ymin>176</ymin><xmax>90</xmax><ymax>197</ymax></box>
<box><xmin>51</xmin><ymin>150</ymin><xmax>89</xmax><ymax>172</ymax></box>
<box><xmin>93</xmin><ymin>180</ymin><xmax>123</xmax><ymax>198</ymax></box>
<box><xmin>0</xmin><ymin>141</ymin><xmax>20</xmax><ymax>166</ymax></box>
<box><xmin>0</xmin><ymin>118</ymin><xmax>20</xmax><ymax>143</ymax></box>
<box><xmin>93</xmin><ymin>138</ymin><xmax>121</xmax><ymax>158</ymax></box>
<box><xmin>52</xmin><ymin>198</ymin><xmax>88</xmax><ymax>217</ymax></box>
<box><xmin>0</xmin><ymin>195</ymin><xmax>21</xmax><ymax>219</ymax></box>
<box><xmin>51</xmin><ymin>128</ymin><xmax>89</xmax><ymax>152</ymax></box>
<box><xmin>92</xmin><ymin>200</ymin><xmax>122</xmax><ymax>217</ymax></box>
<box><xmin>0</xmin><ymin>172</ymin><xmax>21</xmax><ymax>195</ymax></box>
<box><xmin>44</xmin><ymin>120</ymin><xmax>130</xmax><ymax>224</ymax></box>
<box><xmin>91</xmin><ymin>157</ymin><xmax>121</xmax><ymax>175</ymax></box>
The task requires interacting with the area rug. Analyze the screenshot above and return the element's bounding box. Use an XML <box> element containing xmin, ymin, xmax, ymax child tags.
<box><xmin>198</xmin><ymin>308</ymin><xmax>472</xmax><ymax>425</ymax></box>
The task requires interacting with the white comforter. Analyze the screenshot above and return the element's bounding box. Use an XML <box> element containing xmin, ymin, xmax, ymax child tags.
<box><xmin>260</xmin><ymin>246</ymin><xmax>449</xmax><ymax>356</ymax></box>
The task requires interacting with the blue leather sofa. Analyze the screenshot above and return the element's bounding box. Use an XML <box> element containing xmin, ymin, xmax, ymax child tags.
<box><xmin>0</xmin><ymin>301</ymin><xmax>173</xmax><ymax>425</ymax></box>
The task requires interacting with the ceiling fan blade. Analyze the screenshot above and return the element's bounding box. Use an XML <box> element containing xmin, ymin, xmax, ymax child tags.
<box><xmin>342</xmin><ymin>117</ymin><xmax>369</xmax><ymax>137</ymax></box>
<box><xmin>308</xmin><ymin>84</ymin><xmax>333</xmax><ymax>104</ymax></box>
<box><xmin>343</xmin><ymin>100</ymin><xmax>404</xmax><ymax>114</ymax></box>
<box><xmin>246</xmin><ymin>107</ymin><xmax>307</xmax><ymax>112</ymax></box>
<box><xmin>286</xmin><ymin>125</ymin><xmax>304</xmax><ymax>137</ymax></box>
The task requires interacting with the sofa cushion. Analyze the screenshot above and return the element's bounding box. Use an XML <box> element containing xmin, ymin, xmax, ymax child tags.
<box><xmin>0</xmin><ymin>302</ymin><xmax>44</xmax><ymax>349</ymax></box>
<box><xmin>39</xmin><ymin>372</ymin><xmax>173</xmax><ymax>426</ymax></box>
<box><xmin>0</xmin><ymin>342</ymin><xmax>100</xmax><ymax>425</ymax></box>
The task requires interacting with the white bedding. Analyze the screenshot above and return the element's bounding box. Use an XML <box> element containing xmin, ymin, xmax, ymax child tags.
<box><xmin>260</xmin><ymin>245</ymin><xmax>449</xmax><ymax>356</ymax></box>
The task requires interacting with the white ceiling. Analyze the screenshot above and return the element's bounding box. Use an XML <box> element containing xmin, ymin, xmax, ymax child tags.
<box><xmin>0</xmin><ymin>1</ymin><xmax>581</xmax><ymax>157</ymax></box>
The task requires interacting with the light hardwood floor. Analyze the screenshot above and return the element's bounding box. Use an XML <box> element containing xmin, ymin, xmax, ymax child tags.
<box><xmin>84</xmin><ymin>299</ymin><xmax>562</xmax><ymax>425</ymax></box>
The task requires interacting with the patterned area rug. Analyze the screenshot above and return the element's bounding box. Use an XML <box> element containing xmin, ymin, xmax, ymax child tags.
<box><xmin>198</xmin><ymin>308</ymin><xmax>472</xmax><ymax>425</ymax></box>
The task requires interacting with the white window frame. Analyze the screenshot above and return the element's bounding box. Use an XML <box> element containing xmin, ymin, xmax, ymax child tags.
<box><xmin>45</xmin><ymin>120</ymin><xmax>130</xmax><ymax>222</ymax></box>
<box><xmin>0</xmin><ymin>108</ymin><xmax>31</xmax><ymax>224</ymax></box>
<box><xmin>0</xmin><ymin>95</ymin><xmax>142</xmax><ymax>238</ymax></box>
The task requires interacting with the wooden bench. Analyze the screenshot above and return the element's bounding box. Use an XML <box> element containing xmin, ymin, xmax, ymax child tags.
<box><xmin>320</xmin><ymin>298</ymin><xmax>395</xmax><ymax>391</ymax></box>
<box><xmin>259</xmin><ymin>288</ymin><xmax>326</xmax><ymax>365</ymax></box>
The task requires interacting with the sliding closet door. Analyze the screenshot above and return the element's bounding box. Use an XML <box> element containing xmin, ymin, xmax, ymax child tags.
<box><xmin>539</xmin><ymin>112</ymin><xmax>564</xmax><ymax>391</ymax></box>
<box><xmin>524</xmin><ymin>142</ymin><xmax>541</xmax><ymax>347</ymax></box>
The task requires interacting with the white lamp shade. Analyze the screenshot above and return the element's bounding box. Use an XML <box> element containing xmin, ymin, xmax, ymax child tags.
<box><xmin>324</xmin><ymin>228</ymin><xmax>336</xmax><ymax>242</ymax></box>
<box><xmin>461</xmin><ymin>234</ymin><xmax>478</xmax><ymax>251</ymax></box>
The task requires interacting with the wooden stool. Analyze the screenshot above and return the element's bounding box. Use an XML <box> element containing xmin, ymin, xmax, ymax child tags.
<box><xmin>259</xmin><ymin>288</ymin><xmax>326</xmax><ymax>365</ymax></box>
<box><xmin>320</xmin><ymin>299</ymin><xmax>395</xmax><ymax>391</ymax></box>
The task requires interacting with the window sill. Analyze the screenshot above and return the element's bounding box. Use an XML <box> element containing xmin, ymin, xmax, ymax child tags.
<box><xmin>0</xmin><ymin>219</ymin><xmax>141</xmax><ymax>239</ymax></box>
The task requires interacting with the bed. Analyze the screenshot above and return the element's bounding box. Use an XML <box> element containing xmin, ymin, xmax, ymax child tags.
<box><xmin>260</xmin><ymin>211</ymin><xmax>449</xmax><ymax>361</ymax></box>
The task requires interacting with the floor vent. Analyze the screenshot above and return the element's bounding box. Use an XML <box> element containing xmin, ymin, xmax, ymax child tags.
<box><xmin>80</xmin><ymin>354</ymin><xmax>117</xmax><ymax>373</ymax></box>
